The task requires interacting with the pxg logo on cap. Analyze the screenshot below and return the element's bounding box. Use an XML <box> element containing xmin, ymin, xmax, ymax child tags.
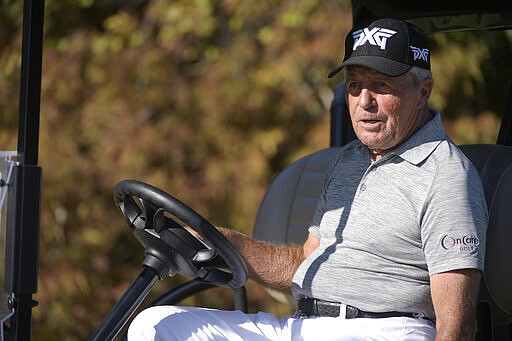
<box><xmin>352</xmin><ymin>27</ymin><xmax>397</xmax><ymax>51</ymax></box>
<box><xmin>328</xmin><ymin>18</ymin><xmax>431</xmax><ymax>78</ymax></box>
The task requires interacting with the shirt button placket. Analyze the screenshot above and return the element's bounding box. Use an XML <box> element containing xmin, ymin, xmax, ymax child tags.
<box><xmin>360</xmin><ymin>166</ymin><xmax>375</xmax><ymax>192</ymax></box>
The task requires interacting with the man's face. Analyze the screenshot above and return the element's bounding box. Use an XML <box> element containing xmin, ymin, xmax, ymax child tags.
<box><xmin>346</xmin><ymin>66</ymin><xmax>429</xmax><ymax>155</ymax></box>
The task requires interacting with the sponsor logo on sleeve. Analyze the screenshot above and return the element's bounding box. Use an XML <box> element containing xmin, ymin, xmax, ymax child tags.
<box><xmin>441</xmin><ymin>235</ymin><xmax>479</xmax><ymax>252</ymax></box>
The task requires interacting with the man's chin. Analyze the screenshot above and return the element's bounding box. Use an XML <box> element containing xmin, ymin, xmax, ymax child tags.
<box><xmin>358</xmin><ymin>136</ymin><xmax>387</xmax><ymax>149</ymax></box>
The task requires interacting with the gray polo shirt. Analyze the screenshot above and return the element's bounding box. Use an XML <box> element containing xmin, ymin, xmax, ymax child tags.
<box><xmin>291</xmin><ymin>111</ymin><xmax>488</xmax><ymax>320</ymax></box>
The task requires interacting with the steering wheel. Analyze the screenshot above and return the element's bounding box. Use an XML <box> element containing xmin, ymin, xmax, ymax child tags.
<box><xmin>113</xmin><ymin>179</ymin><xmax>247</xmax><ymax>289</ymax></box>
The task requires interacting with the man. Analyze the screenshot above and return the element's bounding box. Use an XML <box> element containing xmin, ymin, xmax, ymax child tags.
<box><xmin>128</xmin><ymin>18</ymin><xmax>487</xmax><ymax>340</ymax></box>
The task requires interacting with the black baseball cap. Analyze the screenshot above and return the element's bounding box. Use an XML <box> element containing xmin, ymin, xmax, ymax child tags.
<box><xmin>328</xmin><ymin>18</ymin><xmax>431</xmax><ymax>78</ymax></box>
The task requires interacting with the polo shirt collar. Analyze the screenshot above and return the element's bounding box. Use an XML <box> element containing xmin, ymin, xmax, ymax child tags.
<box><xmin>391</xmin><ymin>110</ymin><xmax>447</xmax><ymax>165</ymax></box>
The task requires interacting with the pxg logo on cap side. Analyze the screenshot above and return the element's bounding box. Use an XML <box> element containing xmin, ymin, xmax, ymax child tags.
<box><xmin>410</xmin><ymin>46</ymin><xmax>429</xmax><ymax>62</ymax></box>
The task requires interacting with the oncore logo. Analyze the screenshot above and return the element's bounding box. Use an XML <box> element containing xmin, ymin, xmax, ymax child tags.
<box><xmin>441</xmin><ymin>235</ymin><xmax>479</xmax><ymax>252</ymax></box>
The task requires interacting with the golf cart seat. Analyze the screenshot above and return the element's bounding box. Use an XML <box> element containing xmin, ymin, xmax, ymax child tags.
<box><xmin>252</xmin><ymin>143</ymin><xmax>512</xmax><ymax>340</ymax></box>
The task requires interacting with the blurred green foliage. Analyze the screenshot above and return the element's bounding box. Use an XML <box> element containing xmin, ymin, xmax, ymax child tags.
<box><xmin>0</xmin><ymin>0</ymin><xmax>511</xmax><ymax>339</ymax></box>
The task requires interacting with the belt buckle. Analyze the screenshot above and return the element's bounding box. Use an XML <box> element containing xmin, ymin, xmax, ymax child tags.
<box><xmin>297</xmin><ymin>297</ymin><xmax>314</xmax><ymax>319</ymax></box>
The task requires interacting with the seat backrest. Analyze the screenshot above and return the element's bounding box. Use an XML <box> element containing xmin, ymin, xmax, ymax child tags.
<box><xmin>460</xmin><ymin>144</ymin><xmax>512</xmax><ymax>325</ymax></box>
<box><xmin>252</xmin><ymin>148</ymin><xmax>341</xmax><ymax>246</ymax></box>
<box><xmin>252</xmin><ymin>144</ymin><xmax>512</xmax><ymax>326</ymax></box>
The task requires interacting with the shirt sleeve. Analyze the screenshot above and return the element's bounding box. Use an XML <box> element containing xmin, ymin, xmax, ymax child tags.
<box><xmin>421</xmin><ymin>156</ymin><xmax>488</xmax><ymax>276</ymax></box>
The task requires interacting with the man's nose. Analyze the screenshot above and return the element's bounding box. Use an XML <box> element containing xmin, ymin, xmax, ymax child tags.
<box><xmin>358</xmin><ymin>88</ymin><xmax>375</xmax><ymax>109</ymax></box>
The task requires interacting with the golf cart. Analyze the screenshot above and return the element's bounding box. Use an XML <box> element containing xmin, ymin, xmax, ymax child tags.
<box><xmin>2</xmin><ymin>0</ymin><xmax>512</xmax><ymax>340</ymax></box>
<box><xmin>89</xmin><ymin>1</ymin><xmax>512</xmax><ymax>340</ymax></box>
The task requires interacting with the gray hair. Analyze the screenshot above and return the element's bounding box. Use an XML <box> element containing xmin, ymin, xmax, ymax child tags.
<box><xmin>409</xmin><ymin>66</ymin><xmax>432</xmax><ymax>93</ymax></box>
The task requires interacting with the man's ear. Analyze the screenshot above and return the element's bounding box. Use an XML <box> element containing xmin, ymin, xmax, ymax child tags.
<box><xmin>418</xmin><ymin>78</ymin><xmax>434</xmax><ymax>110</ymax></box>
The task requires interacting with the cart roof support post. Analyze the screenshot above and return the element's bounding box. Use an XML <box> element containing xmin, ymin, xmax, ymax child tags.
<box><xmin>5</xmin><ymin>1</ymin><xmax>45</xmax><ymax>340</ymax></box>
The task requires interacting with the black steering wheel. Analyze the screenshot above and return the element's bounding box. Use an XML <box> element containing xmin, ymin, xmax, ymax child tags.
<box><xmin>113</xmin><ymin>179</ymin><xmax>247</xmax><ymax>289</ymax></box>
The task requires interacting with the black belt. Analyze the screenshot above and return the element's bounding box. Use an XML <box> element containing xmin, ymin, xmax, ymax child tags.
<box><xmin>297</xmin><ymin>297</ymin><xmax>418</xmax><ymax>320</ymax></box>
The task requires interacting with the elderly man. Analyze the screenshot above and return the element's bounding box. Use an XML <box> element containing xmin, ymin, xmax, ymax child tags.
<box><xmin>129</xmin><ymin>18</ymin><xmax>487</xmax><ymax>340</ymax></box>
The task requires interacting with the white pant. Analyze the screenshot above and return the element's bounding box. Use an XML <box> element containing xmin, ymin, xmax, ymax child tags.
<box><xmin>128</xmin><ymin>305</ymin><xmax>436</xmax><ymax>340</ymax></box>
